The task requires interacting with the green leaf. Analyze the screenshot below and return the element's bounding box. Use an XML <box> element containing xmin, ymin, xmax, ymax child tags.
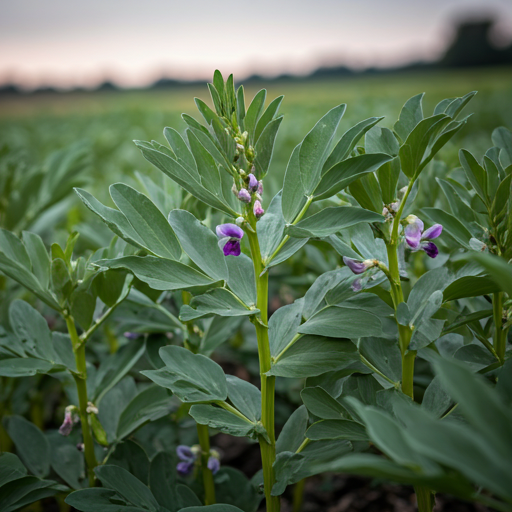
<box><xmin>148</xmin><ymin>452</ymin><xmax>178</xmax><ymax>511</ymax></box>
<box><xmin>109</xmin><ymin>183</ymin><xmax>181</xmax><ymax>260</ymax></box>
<box><xmin>276</xmin><ymin>405</ymin><xmax>308</xmax><ymax>454</ymax></box>
<box><xmin>253</xmin><ymin>116</ymin><xmax>283</xmax><ymax>179</ymax></box>
<box><xmin>0</xmin><ymin>359</ymin><xmax>54</xmax><ymax>377</ymax></box>
<box><xmin>226</xmin><ymin>253</ymin><xmax>256</xmax><ymax>307</ymax></box>
<box><xmin>4</xmin><ymin>416</ymin><xmax>50</xmax><ymax>478</ymax></box>
<box><xmin>422</xmin><ymin>208</ymin><xmax>472</xmax><ymax>249</ymax></box>
<box><xmin>135</xmin><ymin>142</ymin><xmax>237</xmax><ymax>217</ymax></box>
<box><xmin>394</xmin><ymin>93</ymin><xmax>424</xmax><ymax>142</ymax></box>
<box><xmin>323</xmin><ymin>115</ymin><xmax>380</xmax><ymax>171</ymax></box>
<box><xmin>254</xmin><ymin>95</ymin><xmax>284</xmax><ymax>143</ymax></box>
<box><xmin>21</xmin><ymin>231</ymin><xmax>51</xmax><ymax>290</ymax></box>
<box><xmin>365</xmin><ymin>126</ymin><xmax>399</xmax><ymax>157</ymax></box>
<box><xmin>226</xmin><ymin>375</ymin><xmax>261</xmax><ymax>422</ymax></box>
<box><xmin>421</xmin><ymin>376</ymin><xmax>451</xmax><ymax>418</ymax></box>
<box><xmin>189</xmin><ymin>405</ymin><xmax>257</xmax><ymax>439</ymax></box>
<box><xmin>358</xmin><ymin>337</ymin><xmax>401</xmax><ymax>383</ymax></box>
<box><xmin>306</xmin><ymin>419</ymin><xmax>368</xmax><ymax>441</ymax></box>
<box><xmin>300</xmin><ymin>387</ymin><xmax>347</xmax><ymax>420</ymax></box>
<box><xmin>314</xmin><ymin>153</ymin><xmax>392</xmax><ymax>201</ymax></box>
<box><xmin>466</xmin><ymin>253</ymin><xmax>512</xmax><ymax>297</ymax></box>
<box><xmin>282</xmin><ymin>144</ymin><xmax>306</xmax><ymax>223</ymax></box>
<box><xmin>300</xmin><ymin>105</ymin><xmax>346</xmax><ymax>195</ymax></box>
<box><xmin>0</xmin><ymin>453</ymin><xmax>27</xmax><ymax>487</ymax></box>
<box><xmin>94</xmin><ymin>465</ymin><xmax>159</xmax><ymax>511</ymax></box>
<box><xmin>168</xmin><ymin>210</ymin><xmax>228</xmax><ymax>281</ymax></box>
<box><xmin>141</xmin><ymin>345</ymin><xmax>227</xmax><ymax>403</ymax></box>
<box><xmin>376</xmin><ymin>157</ymin><xmax>401</xmax><ymax>204</ymax></box>
<box><xmin>179</xmin><ymin>288</ymin><xmax>257</xmax><ymax>321</ymax></box>
<box><xmin>287</xmin><ymin>206</ymin><xmax>383</xmax><ymax>239</ymax></box>
<box><xmin>492</xmin><ymin>173</ymin><xmax>512</xmax><ymax>217</ymax></box>
<box><xmin>298</xmin><ymin>306</ymin><xmax>382</xmax><ymax>339</ymax></box>
<box><xmin>96</xmin><ymin>256</ymin><xmax>219</xmax><ymax>291</ymax></box>
<box><xmin>48</xmin><ymin>434</ymin><xmax>85</xmax><ymax>489</ymax></box>
<box><xmin>116</xmin><ymin>386</ymin><xmax>173</xmax><ymax>440</ymax></box>
<box><xmin>492</xmin><ymin>126</ymin><xmax>512</xmax><ymax>167</ymax></box>
<box><xmin>443</xmin><ymin>275</ymin><xmax>499</xmax><ymax>302</ymax></box>
<box><xmin>164</xmin><ymin>127</ymin><xmax>197</xmax><ymax>173</ymax></box>
<box><xmin>65</xmin><ymin>488</ymin><xmax>141</xmax><ymax>511</ymax></box>
<box><xmin>459</xmin><ymin>149</ymin><xmax>488</xmax><ymax>205</ymax></box>
<box><xmin>199</xmin><ymin>316</ymin><xmax>243</xmax><ymax>356</ymax></box>
<box><xmin>268</xmin><ymin>336</ymin><xmax>362</xmax><ymax>378</ymax></box>
<box><xmin>245</xmin><ymin>89</ymin><xmax>267</xmax><ymax>143</ymax></box>
<box><xmin>269</xmin><ymin>300</ymin><xmax>303</xmax><ymax>357</ymax></box>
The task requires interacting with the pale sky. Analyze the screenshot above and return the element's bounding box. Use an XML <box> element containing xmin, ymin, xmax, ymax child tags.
<box><xmin>1</xmin><ymin>0</ymin><xmax>511</xmax><ymax>89</ymax></box>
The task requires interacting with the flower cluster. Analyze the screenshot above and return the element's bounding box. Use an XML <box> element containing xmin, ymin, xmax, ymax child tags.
<box><xmin>235</xmin><ymin>170</ymin><xmax>264</xmax><ymax>220</ymax></box>
<box><xmin>59</xmin><ymin>405</ymin><xmax>79</xmax><ymax>436</ymax></box>
<box><xmin>176</xmin><ymin>444</ymin><xmax>220</xmax><ymax>476</ymax></box>
<box><xmin>404</xmin><ymin>215</ymin><xmax>443</xmax><ymax>258</ymax></box>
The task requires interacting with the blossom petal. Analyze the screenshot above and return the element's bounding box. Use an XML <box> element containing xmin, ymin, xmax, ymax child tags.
<box><xmin>404</xmin><ymin>223</ymin><xmax>422</xmax><ymax>250</ymax></box>
<box><xmin>207</xmin><ymin>456</ymin><xmax>220</xmax><ymax>474</ymax></box>
<box><xmin>216</xmin><ymin>223</ymin><xmax>243</xmax><ymax>240</ymax></box>
<box><xmin>223</xmin><ymin>240</ymin><xmax>241</xmax><ymax>256</ymax></box>
<box><xmin>422</xmin><ymin>223</ymin><xmax>443</xmax><ymax>240</ymax></box>
<box><xmin>422</xmin><ymin>241</ymin><xmax>439</xmax><ymax>258</ymax></box>
<box><xmin>177</xmin><ymin>445</ymin><xmax>195</xmax><ymax>462</ymax></box>
<box><xmin>176</xmin><ymin>461</ymin><xmax>194</xmax><ymax>476</ymax></box>
<box><xmin>343</xmin><ymin>256</ymin><xmax>367</xmax><ymax>275</ymax></box>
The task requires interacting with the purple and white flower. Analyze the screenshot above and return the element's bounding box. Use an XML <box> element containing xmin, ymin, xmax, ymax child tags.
<box><xmin>343</xmin><ymin>257</ymin><xmax>374</xmax><ymax>275</ymax></box>
<box><xmin>253</xmin><ymin>200</ymin><xmax>264</xmax><ymax>219</ymax></box>
<box><xmin>59</xmin><ymin>406</ymin><xmax>79</xmax><ymax>436</ymax></box>
<box><xmin>404</xmin><ymin>215</ymin><xmax>443</xmax><ymax>258</ymax></box>
<box><xmin>216</xmin><ymin>223</ymin><xmax>244</xmax><ymax>256</ymax></box>
<box><xmin>176</xmin><ymin>445</ymin><xmax>196</xmax><ymax>476</ymax></box>
<box><xmin>238</xmin><ymin>189</ymin><xmax>251</xmax><ymax>203</ymax></box>
<box><xmin>248</xmin><ymin>173</ymin><xmax>259</xmax><ymax>192</ymax></box>
<box><xmin>207</xmin><ymin>456</ymin><xmax>220</xmax><ymax>474</ymax></box>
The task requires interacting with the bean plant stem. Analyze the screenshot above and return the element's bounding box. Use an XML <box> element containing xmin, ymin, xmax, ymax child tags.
<box><xmin>292</xmin><ymin>478</ymin><xmax>306</xmax><ymax>512</ymax></box>
<box><xmin>196</xmin><ymin>423</ymin><xmax>216</xmax><ymax>506</ymax></box>
<box><xmin>493</xmin><ymin>292</ymin><xmax>505</xmax><ymax>363</ymax></box>
<box><xmin>65</xmin><ymin>315</ymin><xmax>98</xmax><ymax>487</ymax></box>
<box><xmin>415</xmin><ymin>485</ymin><xmax>434</xmax><ymax>512</ymax></box>
<box><xmin>245</xmin><ymin>223</ymin><xmax>280</xmax><ymax>512</ymax></box>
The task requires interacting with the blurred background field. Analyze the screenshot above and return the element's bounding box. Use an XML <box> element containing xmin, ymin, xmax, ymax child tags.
<box><xmin>2</xmin><ymin>67</ymin><xmax>511</xmax><ymax>231</ymax></box>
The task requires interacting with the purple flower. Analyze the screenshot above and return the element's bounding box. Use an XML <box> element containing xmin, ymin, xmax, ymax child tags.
<box><xmin>257</xmin><ymin>181</ymin><xmax>263</xmax><ymax>196</ymax></box>
<box><xmin>59</xmin><ymin>407</ymin><xmax>78</xmax><ymax>436</ymax></box>
<box><xmin>404</xmin><ymin>215</ymin><xmax>442</xmax><ymax>258</ymax></box>
<box><xmin>248</xmin><ymin>173</ymin><xmax>259</xmax><ymax>192</ymax></box>
<box><xmin>124</xmin><ymin>332</ymin><xmax>140</xmax><ymax>340</ymax></box>
<box><xmin>216</xmin><ymin>223</ymin><xmax>244</xmax><ymax>257</ymax></box>
<box><xmin>207</xmin><ymin>456</ymin><xmax>220</xmax><ymax>474</ymax></box>
<box><xmin>177</xmin><ymin>445</ymin><xmax>195</xmax><ymax>462</ymax></box>
<box><xmin>343</xmin><ymin>257</ymin><xmax>373</xmax><ymax>275</ymax></box>
<box><xmin>177</xmin><ymin>461</ymin><xmax>194</xmax><ymax>476</ymax></box>
<box><xmin>238</xmin><ymin>189</ymin><xmax>251</xmax><ymax>203</ymax></box>
<box><xmin>253</xmin><ymin>200</ymin><xmax>264</xmax><ymax>219</ymax></box>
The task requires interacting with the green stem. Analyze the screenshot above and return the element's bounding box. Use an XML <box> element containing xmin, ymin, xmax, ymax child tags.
<box><xmin>493</xmin><ymin>292</ymin><xmax>505</xmax><ymax>363</ymax></box>
<box><xmin>65</xmin><ymin>316</ymin><xmax>98</xmax><ymax>487</ymax></box>
<box><xmin>415</xmin><ymin>485</ymin><xmax>434</xmax><ymax>511</ymax></box>
<box><xmin>272</xmin><ymin>333</ymin><xmax>303</xmax><ymax>363</ymax></box>
<box><xmin>196</xmin><ymin>423</ymin><xmax>216</xmax><ymax>506</ymax></box>
<box><xmin>292</xmin><ymin>478</ymin><xmax>306</xmax><ymax>512</ymax></box>
<box><xmin>245</xmin><ymin>224</ymin><xmax>280</xmax><ymax>512</ymax></box>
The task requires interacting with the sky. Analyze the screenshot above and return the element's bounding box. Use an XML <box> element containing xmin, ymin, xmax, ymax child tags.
<box><xmin>1</xmin><ymin>0</ymin><xmax>512</xmax><ymax>89</ymax></box>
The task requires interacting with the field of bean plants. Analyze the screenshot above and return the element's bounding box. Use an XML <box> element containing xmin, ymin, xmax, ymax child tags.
<box><xmin>0</xmin><ymin>67</ymin><xmax>511</xmax><ymax>512</ymax></box>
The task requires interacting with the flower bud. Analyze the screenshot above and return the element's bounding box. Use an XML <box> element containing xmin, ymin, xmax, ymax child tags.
<box><xmin>248</xmin><ymin>173</ymin><xmax>258</xmax><ymax>192</ymax></box>
<box><xmin>257</xmin><ymin>181</ymin><xmax>263</xmax><ymax>195</ymax></box>
<box><xmin>207</xmin><ymin>456</ymin><xmax>220</xmax><ymax>474</ymax></box>
<box><xmin>343</xmin><ymin>257</ymin><xmax>373</xmax><ymax>275</ymax></box>
<box><xmin>253</xmin><ymin>200</ymin><xmax>264</xmax><ymax>219</ymax></box>
<box><xmin>238</xmin><ymin>189</ymin><xmax>251</xmax><ymax>203</ymax></box>
<box><xmin>236</xmin><ymin>143</ymin><xmax>244</xmax><ymax>151</ymax></box>
<box><xmin>235</xmin><ymin>216</ymin><xmax>245</xmax><ymax>227</ymax></box>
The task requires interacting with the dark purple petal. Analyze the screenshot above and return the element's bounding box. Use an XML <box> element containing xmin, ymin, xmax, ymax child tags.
<box><xmin>253</xmin><ymin>200</ymin><xmax>264</xmax><ymax>219</ymax></box>
<box><xmin>422</xmin><ymin>241</ymin><xmax>439</xmax><ymax>258</ymax></box>
<box><xmin>177</xmin><ymin>445</ymin><xmax>195</xmax><ymax>462</ymax></box>
<box><xmin>404</xmin><ymin>223</ymin><xmax>422</xmax><ymax>250</ymax></box>
<box><xmin>343</xmin><ymin>257</ymin><xmax>367</xmax><ymax>275</ymax></box>
<box><xmin>176</xmin><ymin>461</ymin><xmax>194</xmax><ymax>476</ymax></box>
<box><xmin>207</xmin><ymin>456</ymin><xmax>220</xmax><ymax>474</ymax></box>
<box><xmin>223</xmin><ymin>240</ymin><xmax>241</xmax><ymax>256</ymax></box>
<box><xmin>238</xmin><ymin>189</ymin><xmax>251</xmax><ymax>203</ymax></box>
<box><xmin>248</xmin><ymin>173</ymin><xmax>258</xmax><ymax>192</ymax></box>
<box><xmin>422</xmin><ymin>223</ymin><xmax>443</xmax><ymax>240</ymax></box>
<box><xmin>216</xmin><ymin>223</ymin><xmax>244</xmax><ymax>240</ymax></box>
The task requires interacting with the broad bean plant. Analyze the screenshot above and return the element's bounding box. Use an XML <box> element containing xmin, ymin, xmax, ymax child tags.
<box><xmin>0</xmin><ymin>71</ymin><xmax>511</xmax><ymax>512</ymax></box>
